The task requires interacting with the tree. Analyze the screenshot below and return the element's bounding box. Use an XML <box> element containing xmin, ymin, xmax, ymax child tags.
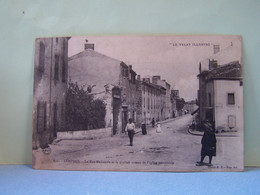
<box><xmin>65</xmin><ymin>82</ymin><xmax>106</xmax><ymax>131</ymax></box>
<box><xmin>176</xmin><ymin>98</ymin><xmax>185</xmax><ymax>111</ymax></box>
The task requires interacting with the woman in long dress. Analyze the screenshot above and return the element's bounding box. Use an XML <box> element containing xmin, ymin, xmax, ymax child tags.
<box><xmin>196</xmin><ymin>120</ymin><xmax>217</xmax><ymax>166</ymax></box>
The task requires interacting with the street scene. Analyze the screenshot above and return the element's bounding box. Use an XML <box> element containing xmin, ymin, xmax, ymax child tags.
<box><xmin>33</xmin><ymin>114</ymin><xmax>243</xmax><ymax>172</ymax></box>
<box><xmin>32</xmin><ymin>35</ymin><xmax>244</xmax><ymax>172</ymax></box>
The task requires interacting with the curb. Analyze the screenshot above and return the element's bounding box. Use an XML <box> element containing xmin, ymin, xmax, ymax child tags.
<box><xmin>187</xmin><ymin>128</ymin><xmax>239</xmax><ymax>137</ymax></box>
<box><xmin>159</xmin><ymin>115</ymin><xmax>188</xmax><ymax>125</ymax></box>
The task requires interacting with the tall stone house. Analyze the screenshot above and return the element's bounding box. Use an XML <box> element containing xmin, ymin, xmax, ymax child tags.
<box><xmin>141</xmin><ymin>77</ymin><xmax>165</xmax><ymax>124</ymax></box>
<box><xmin>32</xmin><ymin>37</ymin><xmax>69</xmax><ymax>149</ymax></box>
<box><xmin>140</xmin><ymin>75</ymin><xmax>176</xmax><ymax>124</ymax></box>
<box><xmin>68</xmin><ymin>43</ymin><xmax>142</xmax><ymax>135</ymax></box>
<box><xmin>197</xmin><ymin>44</ymin><xmax>243</xmax><ymax>132</ymax></box>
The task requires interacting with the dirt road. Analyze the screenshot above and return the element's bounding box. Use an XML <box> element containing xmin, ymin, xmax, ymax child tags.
<box><xmin>33</xmin><ymin>115</ymin><xmax>243</xmax><ymax>172</ymax></box>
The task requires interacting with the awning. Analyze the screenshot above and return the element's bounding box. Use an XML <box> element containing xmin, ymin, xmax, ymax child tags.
<box><xmin>191</xmin><ymin>108</ymin><xmax>199</xmax><ymax>115</ymax></box>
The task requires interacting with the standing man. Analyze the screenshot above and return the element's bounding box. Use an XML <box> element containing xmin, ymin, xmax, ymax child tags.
<box><xmin>125</xmin><ymin>118</ymin><xmax>135</xmax><ymax>146</ymax></box>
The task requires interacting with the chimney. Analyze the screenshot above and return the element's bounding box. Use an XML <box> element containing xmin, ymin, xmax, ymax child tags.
<box><xmin>143</xmin><ymin>78</ymin><xmax>150</xmax><ymax>83</ymax></box>
<box><xmin>152</xmin><ymin>75</ymin><xmax>160</xmax><ymax>84</ymax></box>
<box><xmin>84</xmin><ymin>40</ymin><xmax>94</xmax><ymax>50</ymax></box>
<box><xmin>213</xmin><ymin>45</ymin><xmax>220</xmax><ymax>54</ymax></box>
<box><xmin>209</xmin><ymin>59</ymin><xmax>218</xmax><ymax>70</ymax></box>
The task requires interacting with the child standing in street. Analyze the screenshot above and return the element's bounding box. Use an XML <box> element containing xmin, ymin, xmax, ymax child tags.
<box><xmin>156</xmin><ymin>122</ymin><xmax>162</xmax><ymax>133</ymax></box>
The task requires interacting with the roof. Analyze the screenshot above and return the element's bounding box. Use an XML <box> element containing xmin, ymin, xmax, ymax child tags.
<box><xmin>198</xmin><ymin>61</ymin><xmax>242</xmax><ymax>81</ymax></box>
<box><xmin>200</xmin><ymin>44</ymin><xmax>242</xmax><ymax>71</ymax></box>
<box><xmin>69</xmin><ymin>48</ymin><xmax>121</xmax><ymax>63</ymax></box>
<box><xmin>142</xmin><ymin>80</ymin><xmax>167</xmax><ymax>92</ymax></box>
<box><xmin>68</xmin><ymin>49</ymin><xmax>123</xmax><ymax>94</ymax></box>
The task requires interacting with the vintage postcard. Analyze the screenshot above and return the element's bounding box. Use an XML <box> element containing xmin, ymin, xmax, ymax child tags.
<box><xmin>32</xmin><ymin>35</ymin><xmax>243</xmax><ymax>172</ymax></box>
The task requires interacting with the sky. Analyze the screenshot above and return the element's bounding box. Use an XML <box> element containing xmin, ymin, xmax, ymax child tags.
<box><xmin>68</xmin><ymin>35</ymin><xmax>241</xmax><ymax>101</ymax></box>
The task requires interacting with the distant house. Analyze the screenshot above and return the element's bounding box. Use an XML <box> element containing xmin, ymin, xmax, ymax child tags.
<box><xmin>140</xmin><ymin>75</ymin><xmax>177</xmax><ymax>124</ymax></box>
<box><xmin>197</xmin><ymin>60</ymin><xmax>243</xmax><ymax>132</ymax></box>
<box><xmin>140</xmin><ymin>77</ymin><xmax>165</xmax><ymax>124</ymax></box>
<box><xmin>68</xmin><ymin>43</ymin><xmax>142</xmax><ymax>135</ymax></box>
<box><xmin>33</xmin><ymin>37</ymin><xmax>70</xmax><ymax>149</ymax></box>
<box><xmin>183</xmin><ymin>100</ymin><xmax>197</xmax><ymax>114</ymax></box>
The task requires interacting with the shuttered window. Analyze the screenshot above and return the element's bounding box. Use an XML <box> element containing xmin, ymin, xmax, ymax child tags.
<box><xmin>39</xmin><ymin>42</ymin><xmax>45</xmax><ymax>72</ymax></box>
<box><xmin>54</xmin><ymin>54</ymin><xmax>59</xmax><ymax>82</ymax></box>
<box><xmin>62</xmin><ymin>57</ymin><xmax>66</xmax><ymax>83</ymax></box>
<box><xmin>62</xmin><ymin>39</ymin><xmax>66</xmax><ymax>83</ymax></box>
<box><xmin>37</xmin><ymin>101</ymin><xmax>47</xmax><ymax>133</ymax></box>
<box><xmin>208</xmin><ymin>93</ymin><xmax>212</xmax><ymax>107</ymax></box>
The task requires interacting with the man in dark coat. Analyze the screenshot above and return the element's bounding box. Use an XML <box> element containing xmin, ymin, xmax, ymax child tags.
<box><xmin>151</xmin><ymin>118</ymin><xmax>155</xmax><ymax>128</ymax></box>
<box><xmin>196</xmin><ymin>120</ymin><xmax>217</xmax><ymax>166</ymax></box>
<box><xmin>141</xmin><ymin>122</ymin><xmax>147</xmax><ymax>135</ymax></box>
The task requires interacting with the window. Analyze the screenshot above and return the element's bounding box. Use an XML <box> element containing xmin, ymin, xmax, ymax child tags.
<box><xmin>37</xmin><ymin>101</ymin><xmax>47</xmax><ymax>133</ymax></box>
<box><xmin>39</xmin><ymin>42</ymin><xmax>45</xmax><ymax>72</ymax></box>
<box><xmin>228</xmin><ymin>115</ymin><xmax>236</xmax><ymax>129</ymax></box>
<box><xmin>125</xmin><ymin>69</ymin><xmax>129</xmax><ymax>77</ymax></box>
<box><xmin>53</xmin><ymin>103</ymin><xmax>58</xmax><ymax>137</ymax></box>
<box><xmin>63</xmin><ymin>39</ymin><xmax>66</xmax><ymax>52</ymax></box>
<box><xmin>54</xmin><ymin>54</ymin><xmax>59</xmax><ymax>82</ymax></box>
<box><xmin>228</xmin><ymin>93</ymin><xmax>235</xmax><ymax>105</ymax></box>
<box><xmin>132</xmin><ymin>74</ymin><xmax>136</xmax><ymax>84</ymax></box>
<box><xmin>62</xmin><ymin>57</ymin><xmax>66</xmax><ymax>83</ymax></box>
<box><xmin>121</xmin><ymin>67</ymin><xmax>129</xmax><ymax>78</ymax></box>
<box><xmin>62</xmin><ymin>39</ymin><xmax>67</xmax><ymax>83</ymax></box>
<box><xmin>208</xmin><ymin>93</ymin><xmax>212</xmax><ymax>107</ymax></box>
<box><xmin>129</xmin><ymin>72</ymin><xmax>132</xmax><ymax>81</ymax></box>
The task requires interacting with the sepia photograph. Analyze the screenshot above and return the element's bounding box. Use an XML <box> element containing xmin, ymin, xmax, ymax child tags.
<box><xmin>32</xmin><ymin>35</ymin><xmax>243</xmax><ymax>172</ymax></box>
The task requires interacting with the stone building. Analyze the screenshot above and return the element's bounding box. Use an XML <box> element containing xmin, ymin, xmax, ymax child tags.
<box><xmin>140</xmin><ymin>75</ymin><xmax>177</xmax><ymax>124</ymax></box>
<box><xmin>165</xmin><ymin>81</ymin><xmax>171</xmax><ymax>119</ymax></box>
<box><xmin>152</xmin><ymin>76</ymin><xmax>172</xmax><ymax>119</ymax></box>
<box><xmin>197</xmin><ymin>61</ymin><xmax>242</xmax><ymax>132</ymax></box>
<box><xmin>33</xmin><ymin>37</ymin><xmax>69</xmax><ymax>149</ymax></box>
<box><xmin>68</xmin><ymin>43</ymin><xmax>142</xmax><ymax>135</ymax></box>
<box><xmin>151</xmin><ymin>76</ymin><xmax>168</xmax><ymax>121</ymax></box>
<box><xmin>141</xmin><ymin>78</ymin><xmax>163</xmax><ymax>124</ymax></box>
<box><xmin>197</xmin><ymin>44</ymin><xmax>243</xmax><ymax>132</ymax></box>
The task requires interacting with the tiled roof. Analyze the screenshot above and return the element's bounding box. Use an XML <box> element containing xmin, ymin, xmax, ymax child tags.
<box><xmin>199</xmin><ymin>61</ymin><xmax>242</xmax><ymax>81</ymax></box>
